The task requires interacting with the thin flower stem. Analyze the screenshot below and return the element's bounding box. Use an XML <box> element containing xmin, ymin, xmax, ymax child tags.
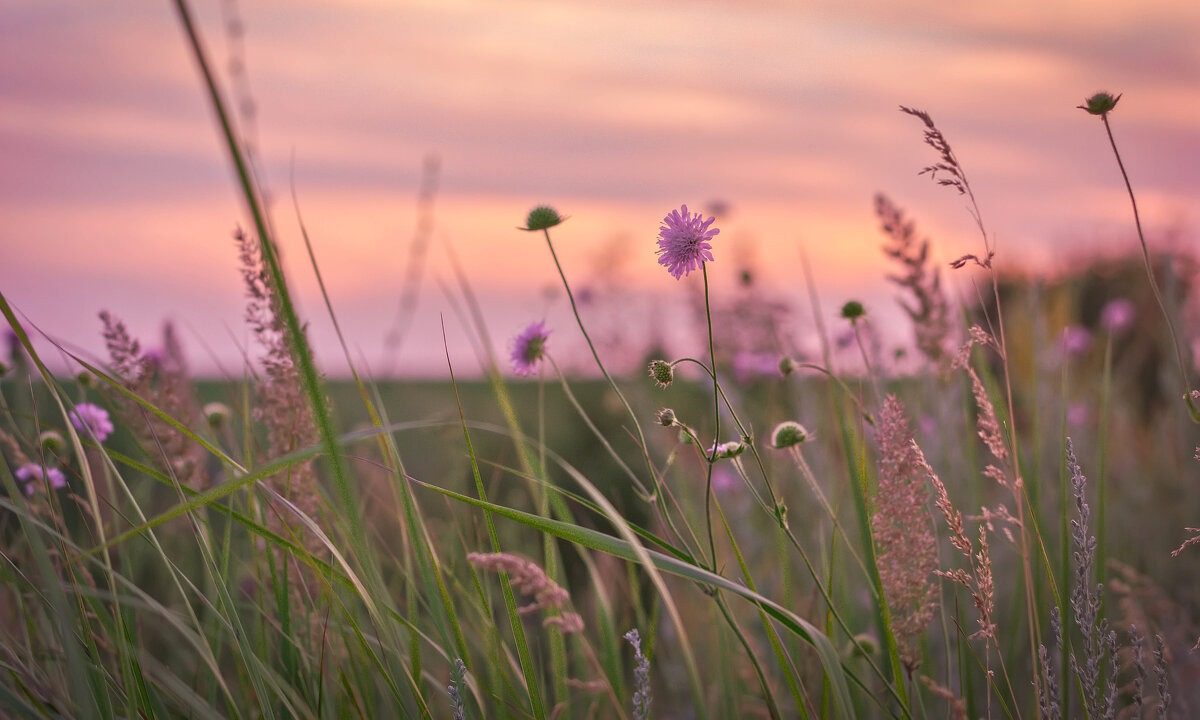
<box><xmin>1100</xmin><ymin>114</ymin><xmax>1199</xmax><ymax>423</ymax></box>
<box><xmin>702</xmin><ymin>264</ymin><xmax>721</xmax><ymax>570</ymax></box>
<box><xmin>540</xmin><ymin>228</ymin><xmax>663</xmax><ymax>500</ymax></box>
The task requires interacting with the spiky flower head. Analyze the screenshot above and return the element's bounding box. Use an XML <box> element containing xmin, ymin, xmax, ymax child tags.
<box><xmin>771</xmin><ymin>421</ymin><xmax>810</xmax><ymax>449</ymax></box>
<box><xmin>1078</xmin><ymin>91</ymin><xmax>1121</xmax><ymax>116</ymax></box>
<box><xmin>841</xmin><ymin>300</ymin><xmax>866</xmax><ymax>322</ymax></box>
<box><xmin>510</xmin><ymin>321</ymin><xmax>550</xmax><ymax>376</ymax></box>
<box><xmin>69</xmin><ymin>402</ymin><xmax>114</xmax><ymax>442</ymax></box>
<box><xmin>656</xmin><ymin>204</ymin><xmax>719</xmax><ymax>280</ymax></box>
<box><xmin>520</xmin><ymin>205</ymin><xmax>565</xmax><ymax>232</ymax></box>
<box><xmin>648</xmin><ymin>359</ymin><xmax>674</xmax><ymax>388</ymax></box>
<box><xmin>656</xmin><ymin>407</ymin><xmax>677</xmax><ymax>427</ymax></box>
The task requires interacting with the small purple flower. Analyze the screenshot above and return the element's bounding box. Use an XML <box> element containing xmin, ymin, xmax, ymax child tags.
<box><xmin>656</xmin><ymin>204</ymin><xmax>718</xmax><ymax>280</ymax></box>
<box><xmin>1067</xmin><ymin>402</ymin><xmax>1091</xmax><ymax>428</ymax></box>
<box><xmin>707</xmin><ymin>440</ymin><xmax>745</xmax><ymax>459</ymax></box>
<box><xmin>732</xmin><ymin>351</ymin><xmax>780</xmax><ymax>383</ymax></box>
<box><xmin>1100</xmin><ymin>298</ymin><xmax>1135</xmax><ymax>333</ymax></box>
<box><xmin>1059</xmin><ymin>325</ymin><xmax>1093</xmax><ymax>358</ymax></box>
<box><xmin>70</xmin><ymin>402</ymin><xmax>114</xmax><ymax>442</ymax></box>
<box><xmin>15</xmin><ymin>464</ymin><xmax>67</xmax><ymax>496</ymax></box>
<box><xmin>510</xmin><ymin>321</ymin><xmax>550</xmax><ymax>376</ymax></box>
<box><xmin>711</xmin><ymin>466</ymin><xmax>740</xmax><ymax>493</ymax></box>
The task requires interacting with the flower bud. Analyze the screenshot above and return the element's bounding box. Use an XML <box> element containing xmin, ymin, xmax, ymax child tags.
<box><xmin>1077</xmin><ymin>91</ymin><xmax>1121</xmax><ymax>116</ymax></box>
<box><xmin>656</xmin><ymin>408</ymin><xmax>677</xmax><ymax>427</ymax></box>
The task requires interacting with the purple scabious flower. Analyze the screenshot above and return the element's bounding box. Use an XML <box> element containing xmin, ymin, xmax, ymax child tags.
<box><xmin>70</xmin><ymin>402</ymin><xmax>114</xmax><ymax>442</ymax></box>
<box><xmin>1060</xmin><ymin>325</ymin><xmax>1093</xmax><ymax>358</ymax></box>
<box><xmin>656</xmin><ymin>204</ymin><xmax>718</xmax><ymax>280</ymax></box>
<box><xmin>15</xmin><ymin>464</ymin><xmax>67</xmax><ymax>495</ymax></box>
<box><xmin>510</xmin><ymin>321</ymin><xmax>550</xmax><ymax>376</ymax></box>
<box><xmin>1100</xmin><ymin>298</ymin><xmax>1135</xmax><ymax>333</ymax></box>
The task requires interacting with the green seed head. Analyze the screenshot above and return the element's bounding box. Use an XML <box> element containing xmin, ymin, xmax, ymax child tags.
<box><xmin>521</xmin><ymin>205</ymin><xmax>565</xmax><ymax>231</ymax></box>
<box><xmin>840</xmin><ymin>300</ymin><xmax>866</xmax><ymax>321</ymax></box>
<box><xmin>1078</xmin><ymin>91</ymin><xmax>1121</xmax><ymax>116</ymax></box>
<box><xmin>648</xmin><ymin>359</ymin><xmax>674</xmax><ymax>388</ymax></box>
<box><xmin>771</xmin><ymin>421</ymin><xmax>810</xmax><ymax>449</ymax></box>
<box><xmin>39</xmin><ymin>430</ymin><xmax>67</xmax><ymax>455</ymax></box>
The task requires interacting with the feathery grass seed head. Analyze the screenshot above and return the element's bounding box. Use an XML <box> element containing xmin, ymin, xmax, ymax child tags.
<box><xmin>624</xmin><ymin>629</ymin><xmax>652</xmax><ymax>720</ymax></box>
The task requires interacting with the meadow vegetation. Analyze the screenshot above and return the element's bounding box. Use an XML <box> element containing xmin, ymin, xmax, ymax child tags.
<box><xmin>1</xmin><ymin>5</ymin><xmax>1199</xmax><ymax>718</ymax></box>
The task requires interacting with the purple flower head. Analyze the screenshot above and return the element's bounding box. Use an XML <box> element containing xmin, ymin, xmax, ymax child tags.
<box><xmin>1100</xmin><ymin>298</ymin><xmax>1135</xmax><ymax>333</ymax></box>
<box><xmin>732</xmin><ymin>351</ymin><xmax>780</xmax><ymax>383</ymax></box>
<box><xmin>70</xmin><ymin>402</ymin><xmax>114</xmax><ymax>442</ymax></box>
<box><xmin>1067</xmin><ymin>401</ymin><xmax>1091</xmax><ymax>428</ymax></box>
<box><xmin>1059</xmin><ymin>325</ymin><xmax>1093</xmax><ymax>358</ymax></box>
<box><xmin>656</xmin><ymin>204</ymin><xmax>718</xmax><ymax>280</ymax></box>
<box><xmin>707</xmin><ymin>440</ymin><xmax>745</xmax><ymax>460</ymax></box>
<box><xmin>510</xmin><ymin>321</ymin><xmax>550</xmax><ymax>376</ymax></box>
<box><xmin>15</xmin><ymin>464</ymin><xmax>67</xmax><ymax>496</ymax></box>
<box><xmin>711</xmin><ymin>466</ymin><xmax>739</xmax><ymax>493</ymax></box>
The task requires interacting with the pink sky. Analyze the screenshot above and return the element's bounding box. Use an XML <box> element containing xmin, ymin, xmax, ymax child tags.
<box><xmin>2</xmin><ymin>0</ymin><xmax>1198</xmax><ymax>377</ymax></box>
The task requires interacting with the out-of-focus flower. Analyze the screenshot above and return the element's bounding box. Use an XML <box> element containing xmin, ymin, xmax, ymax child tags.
<box><xmin>1060</xmin><ymin>325</ymin><xmax>1094</xmax><ymax>358</ymax></box>
<box><xmin>1100</xmin><ymin>298</ymin><xmax>1135</xmax><ymax>333</ymax></box>
<box><xmin>510</xmin><ymin>321</ymin><xmax>550</xmax><ymax>376</ymax></box>
<box><xmin>69</xmin><ymin>402</ymin><xmax>114</xmax><ymax>442</ymax></box>
<box><xmin>15</xmin><ymin>464</ymin><xmax>67</xmax><ymax>496</ymax></box>
<box><xmin>778</xmin><ymin>356</ymin><xmax>797</xmax><ymax>376</ymax></box>
<box><xmin>656</xmin><ymin>408</ymin><xmax>677</xmax><ymax>427</ymax></box>
<box><xmin>771</xmin><ymin>421</ymin><xmax>810</xmax><ymax>449</ymax></box>
<box><xmin>648</xmin><ymin>360</ymin><xmax>674</xmax><ymax>388</ymax></box>
<box><xmin>1067</xmin><ymin>402</ymin><xmax>1091</xmax><ymax>428</ymax></box>
<box><xmin>39</xmin><ymin>430</ymin><xmax>68</xmax><ymax>456</ymax></box>
<box><xmin>732</xmin><ymin>351</ymin><xmax>780</xmax><ymax>383</ymax></box>
<box><xmin>710</xmin><ymin>466</ymin><xmax>740</xmax><ymax>493</ymax></box>
<box><xmin>656</xmin><ymin>204</ymin><xmax>718</xmax><ymax>280</ymax></box>
<box><xmin>204</xmin><ymin>402</ymin><xmax>232</xmax><ymax>429</ymax></box>
<box><xmin>520</xmin><ymin>205</ymin><xmax>565</xmax><ymax>232</ymax></box>
<box><xmin>840</xmin><ymin>300</ymin><xmax>866</xmax><ymax>322</ymax></box>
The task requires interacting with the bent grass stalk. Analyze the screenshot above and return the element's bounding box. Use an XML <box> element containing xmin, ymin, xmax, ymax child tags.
<box><xmin>1085</xmin><ymin>95</ymin><xmax>1199</xmax><ymax>423</ymax></box>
